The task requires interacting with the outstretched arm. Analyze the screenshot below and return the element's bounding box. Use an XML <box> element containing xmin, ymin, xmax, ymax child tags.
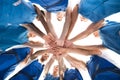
<box><xmin>66</xmin><ymin>4</ymin><xmax>79</xmax><ymax>39</ymax></box>
<box><xmin>24</xmin><ymin>40</ymin><xmax>44</xmax><ymax>48</ymax></box>
<box><xmin>72</xmin><ymin>44</ymin><xmax>105</xmax><ymax>50</ymax></box>
<box><xmin>45</xmin><ymin>12</ymin><xmax>58</xmax><ymax>38</ymax></box>
<box><xmin>30</xmin><ymin>49</ymin><xmax>50</xmax><ymax>60</ymax></box>
<box><xmin>72</xmin><ymin>48</ymin><xmax>101</xmax><ymax>55</ymax></box>
<box><xmin>99</xmin><ymin>49</ymin><xmax>120</xmax><ymax>68</ymax></box>
<box><xmin>22</xmin><ymin>23</ymin><xmax>45</xmax><ymax>38</ymax></box>
<box><xmin>57</xmin><ymin>7</ymin><xmax>72</xmax><ymax>46</ymax></box>
<box><xmin>65</xmin><ymin>54</ymin><xmax>86</xmax><ymax>70</ymax></box>
<box><xmin>61</xmin><ymin>47</ymin><xmax>102</xmax><ymax>56</ymax></box>
<box><xmin>44</xmin><ymin>55</ymin><xmax>55</xmax><ymax>75</ymax></box>
<box><xmin>33</xmin><ymin>5</ymin><xmax>51</xmax><ymax>34</ymax></box>
<box><xmin>70</xmin><ymin>19</ymin><xmax>104</xmax><ymax>42</ymax></box>
<box><xmin>57</xmin><ymin>56</ymin><xmax>65</xmax><ymax>80</ymax></box>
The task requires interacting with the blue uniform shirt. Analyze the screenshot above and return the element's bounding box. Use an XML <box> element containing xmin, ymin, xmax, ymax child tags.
<box><xmin>87</xmin><ymin>55</ymin><xmax>120</xmax><ymax>80</ymax></box>
<box><xmin>0</xmin><ymin>25</ymin><xmax>28</xmax><ymax>51</ymax></box>
<box><xmin>78</xmin><ymin>0</ymin><xmax>120</xmax><ymax>22</ymax></box>
<box><xmin>64</xmin><ymin>68</ymin><xmax>83</xmax><ymax>80</ymax></box>
<box><xmin>30</xmin><ymin>0</ymin><xmax>68</xmax><ymax>12</ymax></box>
<box><xmin>0</xmin><ymin>47</ymin><xmax>30</xmax><ymax>80</ymax></box>
<box><xmin>44</xmin><ymin>73</ymin><xmax>59</xmax><ymax>80</ymax></box>
<box><xmin>10</xmin><ymin>60</ymin><xmax>44</xmax><ymax>80</ymax></box>
<box><xmin>99</xmin><ymin>21</ymin><xmax>120</xmax><ymax>54</ymax></box>
<box><xmin>0</xmin><ymin>0</ymin><xmax>36</xmax><ymax>26</ymax></box>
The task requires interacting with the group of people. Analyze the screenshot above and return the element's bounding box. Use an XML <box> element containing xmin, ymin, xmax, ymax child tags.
<box><xmin>0</xmin><ymin>0</ymin><xmax>120</xmax><ymax>80</ymax></box>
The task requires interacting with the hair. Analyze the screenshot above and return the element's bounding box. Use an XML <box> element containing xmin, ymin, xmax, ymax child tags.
<box><xmin>40</xmin><ymin>53</ymin><xmax>49</xmax><ymax>62</ymax></box>
<box><xmin>40</xmin><ymin>56</ymin><xmax>46</xmax><ymax>62</ymax></box>
<box><xmin>40</xmin><ymin>10</ymin><xmax>45</xmax><ymax>16</ymax></box>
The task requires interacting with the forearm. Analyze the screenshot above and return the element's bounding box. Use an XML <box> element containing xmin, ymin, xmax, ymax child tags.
<box><xmin>46</xmin><ymin>12</ymin><xmax>58</xmax><ymax>38</ymax></box>
<box><xmin>65</xmin><ymin>54</ymin><xmax>86</xmax><ymax>70</ymax></box>
<box><xmin>72</xmin><ymin>44</ymin><xmax>105</xmax><ymax>50</ymax></box>
<box><xmin>58</xmin><ymin>57</ymin><xmax>64</xmax><ymax>80</ymax></box>
<box><xmin>66</xmin><ymin>48</ymin><xmax>101</xmax><ymax>55</ymax></box>
<box><xmin>70</xmin><ymin>19</ymin><xmax>104</xmax><ymax>42</ymax></box>
<box><xmin>70</xmin><ymin>30</ymin><xmax>90</xmax><ymax>42</ymax></box>
<box><xmin>33</xmin><ymin>5</ymin><xmax>50</xmax><ymax>34</ymax></box>
<box><xmin>44</xmin><ymin>56</ymin><xmax>54</xmax><ymax>74</ymax></box>
<box><xmin>60</xmin><ymin>7</ymin><xmax>72</xmax><ymax>40</ymax></box>
<box><xmin>38</xmin><ymin>15</ymin><xmax>50</xmax><ymax>34</ymax></box>
<box><xmin>24</xmin><ymin>41</ymin><xmax>44</xmax><ymax>48</ymax></box>
<box><xmin>22</xmin><ymin>23</ymin><xmax>45</xmax><ymax>38</ymax></box>
<box><xmin>66</xmin><ymin>4</ymin><xmax>79</xmax><ymax>39</ymax></box>
<box><xmin>31</xmin><ymin>49</ymin><xmax>50</xmax><ymax>60</ymax></box>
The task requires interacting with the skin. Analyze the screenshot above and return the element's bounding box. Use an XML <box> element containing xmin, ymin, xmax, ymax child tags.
<box><xmin>5</xmin><ymin>3</ymin><xmax>108</xmax><ymax>80</ymax></box>
<box><xmin>56</xmin><ymin>11</ymin><xmax>66</xmax><ymax>21</ymax></box>
<box><xmin>70</xmin><ymin>19</ymin><xmax>104</xmax><ymax>42</ymax></box>
<box><xmin>57</xmin><ymin>6</ymin><xmax>72</xmax><ymax>47</ymax></box>
<box><xmin>45</xmin><ymin>12</ymin><xmax>58</xmax><ymax>38</ymax></box>
<box><xmin>44</xmin><ymin>55</ymin><xmax>55</xmax><ymax>75</ymax></box>
<box><xmin>65</xmin><ymin>4</ymin><xmax>79</xmax><ymax>39</ymax></box>
<box><xmin>64</xmin><ymin>54</ymin><xmax>86</xmax><ymax>70</ymax></box>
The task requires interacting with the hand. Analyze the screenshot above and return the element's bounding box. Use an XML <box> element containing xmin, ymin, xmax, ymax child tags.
<box><xmin>33</xmin><ymin>4</ymin><xmax>44</xmax><ymax>21</ymax></box>
<box><xmin>70</xmin><ymin>59</ymin><xmax>86</xmax><ymax>70</ymax></box>
<box><xmin>43</xmin><ymin>33</ymin><xmax>57</xmax><ymax>48</ymax></box>
<box><xmin>23</xmin><ymin>48</ymin><xmax>33</xmax><ymax>64</ymax></box>
<box><xmin>28</xmin><ymin>41</ymin><xmax>44</xmax><ymax>47</ymax></box>
<box><xmin>50</xmin><ymin>47</ymin><xmax>67</xmax><ymax>57</ymax></box>
<box><xmin>64</xmin><ymin>40</ymin><xmax>73</xmax><ymax>48</ymax></box>
<box><xmin>56</xmin><ymin>39</ymin><xmax>65</xmax><ymax>47</ymax></box>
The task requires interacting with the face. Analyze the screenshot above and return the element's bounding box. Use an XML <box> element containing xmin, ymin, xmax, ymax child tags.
<box><xmin>54</xmin><ymin>65</ymin><xmax>59</xmax><ymax>72</ymax></box>
<box><xmin>53</xmin><ymin>65</ymin><xmax>59</xmax><ymax>77</ymax></box>
<box><xmin>93</xmin><ymin>31</ymin><xmax>99</xmax><ymax>37</ymax></box>
<box><xmin>40</xmin><ymin>53</ymin><xmax>49</xmax><ymax>62</ymax></box>
<box><xmin>56</xmin><ymin>11</ymin><xmax>65</xmax><ymax>21</ymax></box>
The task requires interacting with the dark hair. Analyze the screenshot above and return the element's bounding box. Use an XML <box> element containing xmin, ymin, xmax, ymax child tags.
<box><xmin>40</xmin><ymin>10</ymin><xmax>45</xmax><ymax>16</ymax></box>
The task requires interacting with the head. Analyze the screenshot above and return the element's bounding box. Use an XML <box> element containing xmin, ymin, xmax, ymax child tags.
<box><xmin>56</xmin><ymin>11</ymin><xmax>65</xmax><ymax>21</ymax></box>
<box><xmin>40</xmin><ymin>53</ymin><xmax>49</xmax><ymax>62</ymax></box>
<box><xmin>93</xmin><ymin>30</ymin><xmax>100</xmax><ymax>37</ymax></box>
<box><xmin>28</xmin><ymin>32</ymin><xmax>36</xmax><ymax>38</ymax></box>
<box><xmin>53</xmin><ymin>65</ymin><xmax>59</xmax><ymax>77</ymax></box>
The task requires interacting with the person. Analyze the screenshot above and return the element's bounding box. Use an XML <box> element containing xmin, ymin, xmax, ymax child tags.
<box><xmin>98</xmin><ymin>20</ymin><xmax>120</xmax><ymax>54</ymax></box>
<box><xmin>70</xmin><ymin>20</ymin><xmax>120</xmax><ymax>54</ymax></box>
<box><xmin>29</xmin><ymin>0</ymin><xmax>68</xmax><ymax>20</ymax></box>
<box><xmin>4</xmin><ymin>51</ymin><xmax>50</xmax><ymax>80</ymax></box>
<box><xmin>64</xmin><ymin>68</ymin><xmax>83</xmax><ymax>80</ymax></box>
<box><xmin>87</xmin><ymin>55</ymin><xmax>120</xmax><ymax>80</ymax></box>
<box><xmin>0</xmin><ymin>0</ymin><xmax>36</xmax><ymax>25</ymax></box>
<box><xmin>0</xmin><ymin>0</ymin><xmax>47</xmax><ymax>51</ymax></box>
<box><xmin>44</xmin><ymin>66</ymin><xmax>83</xmax><ymax>80</ymax></box>
<box><xmin>44</xmin><ymin>65</ymin><xmax>60</xmax><ymax>80</ymax></box>
<box><xmin>22</xmin><ymin>5</ymin><xmax>58</xmax><ymax>48</ymax></box>
<box><xmin>68</xmin><ymin>20</ymin><xmax>120</xmax><ymax>68</ymax></box>
<box><xmin>9</xmin><ymin>60</ymin><xmax>44</xmax><ymax>80</ymax></box>
<box><xmin>78</xmin><ymin>0</ymin><xmax>120</xmax><ymax>23</ymax></box>
<box><xmin>0</xmin><ymin>25</ymin><xmax>44</xmax><ymax>51</ymax></box>
<box><xmin>30</xmin><ymin>0</ymin><xmax>68</xmax><ymax>12</ymax></box>
<box><xmin>66</xmin><ymin>0</ymin><xmax>120</xmax><ymax>40</ymax></box>
<box><xmin>0</xmin><ymin>47</ymin><xmax>32</xmax><ymax>80</ymax></box>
